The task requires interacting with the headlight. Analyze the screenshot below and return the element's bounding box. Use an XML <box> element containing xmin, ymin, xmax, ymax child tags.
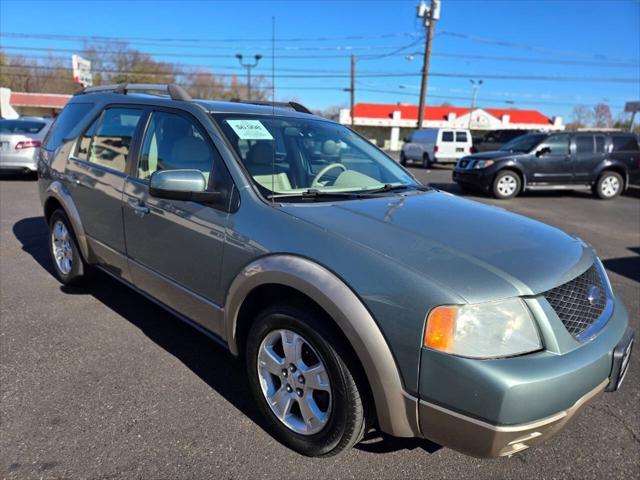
<box><xmin>423</xmin><ymin>298</ymin><xmax>542</xmax><ymax>358</ymax></box>
<box><xmin>474</xmin><ymin>159</ymin><xmax>494</xmax><ymax>169</ymax></box>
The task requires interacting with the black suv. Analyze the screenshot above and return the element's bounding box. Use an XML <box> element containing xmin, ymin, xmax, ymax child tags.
<box><xmin>473</xmin><ymin>129</ymin><xmax>531</xmax><ymax>153</ymax></box>
<box><xmin>453</xmin><ymin>131</ymin><xmax>640</xmax><ymax>199</ymax></box>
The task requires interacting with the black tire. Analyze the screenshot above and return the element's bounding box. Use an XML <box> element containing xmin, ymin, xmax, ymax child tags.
<box><xmin>422</xmin><ymin>153</ymin><xmax>431</xmax><ymax>169</ymax></box>
<box><xmin>245</xmin><ymin>302</ymin><xmax>368</xmax><ymax>457</ymax></box>
<box><xmin>492</xmin><ymin>170</ymin><xmax>521</xmax><ymax>199</ymax></box>
<box><xmin>48</xmin><ymin>209</ymin><xmax>89</xmax><ymax>285</ymax></box>
<box><xmin>399</xmin><ymin>152</ymin><xmax>407</xmax><ymax>166</ymax></box>
<box><xmin>593</xmin><ymin>171</ymin><xmax>623</xmax><ymax>200</ymax></box>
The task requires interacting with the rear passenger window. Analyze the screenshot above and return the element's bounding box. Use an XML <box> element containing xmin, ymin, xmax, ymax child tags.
<box><xmin>612</xmin><ymin>135</ymin><xmax>639</xmax><ymax>152</ymax></box>
<box><xmin>456</xmin><ymin>132</ymin><xmax>468</xmax><ymax>142</ymax></box>
<box><xmin>137</xmin><ymin>111</ymin><xmax>215</xmax><ymax>183</ymax></box>
<box><xmin>88</xmin><ymin>108</ymin><xmax>143</xmax><ymax>172</ymax></box>
<box><xmin>575</xmin><ymin>136</ymin><xmax>594</xmax><ymax>154</ymax></box>
<box><xmin>42</xmin><ymin>102</ymin><xmax>94</xmax><ymax>152</ymax></box>
<box><xmin>441</xmin><ymin>131</ymin><xmax>454</xmax><ymax>142</ymax></box>
<box><xmin>595</xmin><ymin>136</ymin><xmax>605</xmax><ymax>153</ymax></box>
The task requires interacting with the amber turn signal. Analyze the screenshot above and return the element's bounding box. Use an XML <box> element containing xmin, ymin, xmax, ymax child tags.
<box><xmin>424</xmin><ymin>306</ymin><xmax>457</xmax><ymax>351</ymax></box>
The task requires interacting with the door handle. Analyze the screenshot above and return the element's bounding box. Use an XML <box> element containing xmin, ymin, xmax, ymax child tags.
<box><xmin>127</xmin><ymin>199</ymin><xmax>150</xmax><ymax>217</ymax></box>
<box><xmin>67</xmin><ymin>173</ymin><xmax>81</xmax><ymax>185</ymax></box>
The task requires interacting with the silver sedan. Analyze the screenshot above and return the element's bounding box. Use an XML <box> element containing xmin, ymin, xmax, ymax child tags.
<box><xmin>0</xmin><ymin>117</ymin><xmax>53</xmax><ymax>173</ymax></box>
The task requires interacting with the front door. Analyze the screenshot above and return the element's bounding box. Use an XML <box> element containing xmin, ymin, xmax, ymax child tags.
<box><xmin>532</xmin><ymin>133</ymin><xmax>572</xmax><ymax>184</ymax></box>
<box><xmin>122</xmin><ymin>109</ymin><xmax>232</xmax><ymax>336</ymax></box>
<box><xmin>65</xmin><ymin>106</ymin><xmax>146</xmax><ymax>280</ymax></box>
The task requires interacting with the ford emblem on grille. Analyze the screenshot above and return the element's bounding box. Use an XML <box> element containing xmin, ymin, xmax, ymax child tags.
<box><xmin>587</xmin><ymin>285</ymin><xmax>601</xmax><ymax>306</ymax></box>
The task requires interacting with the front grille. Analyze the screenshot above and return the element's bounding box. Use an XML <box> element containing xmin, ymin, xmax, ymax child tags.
<box><xmin>543</xmin><ymin>264</ymin><xmax>608</xmax><ymax>338</ymax></box>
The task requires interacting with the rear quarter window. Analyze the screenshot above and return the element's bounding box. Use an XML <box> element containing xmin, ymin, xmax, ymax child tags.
<box><xmin>611</xmin><ymin>135</ymin><xmax>639</xmax><ymax>152</ymax></box>
<box><xmin>455</xmin><ymin>131</ymin><xmax>468</xmax><ymax>142</ymax></box>
<box><xmin>42</xmin><ymin>102</ymin><xmax>95</xmax><ymax>152</ymax></box>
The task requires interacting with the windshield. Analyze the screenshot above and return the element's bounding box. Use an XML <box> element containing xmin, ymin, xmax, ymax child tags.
<box><xmin>214</xmin><ymin>114</ymin><xmax>417</xmax><ymax>199</ymax></box>
<box><xmin>0</xmin><ymin>119</ymin><xmax>47</xmax><ymax>134</ymax></box>
<box><xmin>500</xmin><ymin>133</ymin><xmax>547</xmax><ymax>153</ymax></box>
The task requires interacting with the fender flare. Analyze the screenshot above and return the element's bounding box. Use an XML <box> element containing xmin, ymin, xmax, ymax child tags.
<box><xmin>44</xmin><ymin>180</ymin><xmax>91</xmax><ymax>261</ymax></box>
<box><xmin>594</xmin><ymin>160</ymin><xmax>629</xmax><ymax>188</ymax></box>
<box><xmin>224</xmin><ymin>254</ymin><xmax>420</xmax><ymax>437</ymax></box>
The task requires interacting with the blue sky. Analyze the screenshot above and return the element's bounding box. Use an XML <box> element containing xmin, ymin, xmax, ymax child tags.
<box><xmin>1</xmin><ymin>0</ymin><xmax>639</xmax><ymax>121</ymax></box>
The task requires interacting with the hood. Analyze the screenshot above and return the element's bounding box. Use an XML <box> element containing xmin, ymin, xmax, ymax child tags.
<box><xmin>464</xmin><ymin>150</ymin><xmax>520</xmax><ymax>160</ymax></box>
<box><xmin>281</xmin><ymin>191</ymin><xmax>593</xmax><ymax>303</ymax></box>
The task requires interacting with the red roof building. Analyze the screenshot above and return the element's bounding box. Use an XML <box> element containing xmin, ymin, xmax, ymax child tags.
<box><xmin>340</xmin><ymin>102</ymin><xmax>564</xmax><ymax>150</ymax></box>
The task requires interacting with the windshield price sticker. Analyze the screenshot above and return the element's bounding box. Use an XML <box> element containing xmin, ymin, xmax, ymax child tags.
<box><xmin>227</xmin><ymin>120</ymin><xmax>274</xmax><ymax>140</ymax></box>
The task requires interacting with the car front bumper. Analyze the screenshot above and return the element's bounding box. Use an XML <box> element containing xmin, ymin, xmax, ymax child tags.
<box><xmin>415</xmin><ymin>296</ymin><xmax>632</xmax><ymax>457</ymax></box>
<box><xmin>452</xmin><ymin>167</ymin><xmax>494</xmax><ymax>190</ymax></box>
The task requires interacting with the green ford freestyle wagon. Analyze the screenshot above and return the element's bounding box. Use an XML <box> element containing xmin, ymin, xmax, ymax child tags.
<box><xmin>38</xmin><ymin>84</ymin><xmax>634</xmax><ymax>457</ymax></box>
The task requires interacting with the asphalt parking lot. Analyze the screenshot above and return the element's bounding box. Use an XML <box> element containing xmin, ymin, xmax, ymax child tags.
<box><xmin>1</xmin><ymin>168</ymin><xmax>639</xmax><ymax>480</ymax></box>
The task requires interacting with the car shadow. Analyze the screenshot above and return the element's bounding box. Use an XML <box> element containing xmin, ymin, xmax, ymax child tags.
<box><xmin>603</xmin><ymin>247</ymin><xmax>640</xmax><ymax>283</ymax></box>
<box><xmin>0</xmin><ymin>171</ymin><xmax>38</xmax><ymax>181</ymax></box>
<box><xmin>12</xmin><ymin>215</ymin><xmax>443</xmax><ymax>456</ymax></box>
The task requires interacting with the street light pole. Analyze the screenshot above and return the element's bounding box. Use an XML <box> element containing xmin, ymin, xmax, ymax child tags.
<box><xmin>468</xmin><ymin>79</ymin><xmax>483</xmax><ymax>128</ymax></box>
<box><xmin>235</xmin><ymin>54</ymin><xmax>262</xmax><ymax>100</ymax></box>
<box><xmin>416</xmin><ymin>0</ymin><xmax>440</xmax><ymax>129</ymax></box>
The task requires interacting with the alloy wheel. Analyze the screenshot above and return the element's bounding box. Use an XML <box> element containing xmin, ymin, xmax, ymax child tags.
<box><xmin>51</xmin><ymin>220</ymin><xmax>73</xmax><ymax>275</ymax></box>
<box><xmin>257</xmin><ymin>329</ymin><xmax>332</xmax><ymax>435</ymax></box>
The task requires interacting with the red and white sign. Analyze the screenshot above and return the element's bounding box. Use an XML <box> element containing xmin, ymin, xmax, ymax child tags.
<box><xmin>72</xmin><ymin>55</ymin><xmax>93</xmax><ymax>87</ymax></box>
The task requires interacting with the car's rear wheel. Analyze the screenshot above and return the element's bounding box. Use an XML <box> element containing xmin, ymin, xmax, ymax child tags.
<box><xmin>48</xmin><ymin>209</ymin><xmax>89</xmax><ymax>285</ymax></box>
<box><xmin>422</xmin><ymin>153</ymin><xmax>431</xmax><ymax>169</ymax></box>
<box><xmin>594</xmin><ymin>171</ymin><xmax>623</xmax><ymax>199</ymax></box>
<box><xmin>492</xmin><ymin>170</ymin><xmax>521</xmax><ymax>199</ymax></box>
<box><xmin>399</xmin><ymin>151</ymin><xmax>407</xmax><ymax>166</ymax></box>
<box><xmin>245</xmin><ymin>302</ymin><xmax>368</xmax><ymax>457</ymax></box>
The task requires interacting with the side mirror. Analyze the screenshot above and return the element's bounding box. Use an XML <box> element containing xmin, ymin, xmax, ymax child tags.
<box><xmin>536</xmin><ymin>146</ymin><xmax>551</xmax><ymax>157</ymax></box>
<box><xmin>149</xmin><ymin>169</ymin><xmax>221</xmax><ymax>203</ymax></box>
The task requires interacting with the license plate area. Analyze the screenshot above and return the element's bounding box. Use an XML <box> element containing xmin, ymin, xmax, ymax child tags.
<box><xmin>607</xmin><ymin>329</ymin><xmax>634</xmax><ymax>392</ymax></box>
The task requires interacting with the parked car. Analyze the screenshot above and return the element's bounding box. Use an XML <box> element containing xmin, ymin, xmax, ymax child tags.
<box><xmin>453</xmin><ymin>131</ymin><xmax>640</xmax><ymax>199</ymax></box>
<box><xmin>400</xmin><ymin>128</ymin><xmax>472</xmax><ymax>168</ymax></box>
<box><xmin>0</xmin><ymin>117</ymin><xmax>53</xmax><ymax>174</ymax></box>
<box><xmin>38</xmin><ymin>84</ymin><xmax>633</xmax><ymax>458</ymax></box>
<box><xmin>473</xmin><ymin>129</ymin><xmax>531</xmax><ymax>153</ymax></box>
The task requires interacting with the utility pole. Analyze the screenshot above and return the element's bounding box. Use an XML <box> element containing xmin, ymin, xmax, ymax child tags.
<box><xmin>235</xmin><ymin>54</ymin><xmax>262</xmax><ymax>100</ymax></box>
<box><xmin>416</xmin><ymin>0</ymin><xmax>440</xmax><ymax>129</ymax></box>
<box><xmin>468</xmin><ymin>80</ymin><xmax>483</xmax><ymax>129</ymax></box>
<box><xmin>350</xmin><ymin>54</ymin><xmax>355</xmax><ymax>128</ymax></box>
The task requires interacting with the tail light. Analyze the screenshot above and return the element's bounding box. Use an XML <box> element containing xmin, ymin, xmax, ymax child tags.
<box><xmin>470</xmin><ymin>146</ymin><xmax>477</xmax><ymax>153</ymax></box>
<box><xmin>15</xmin><ymin>140</ymin><xmax>42</xmax><ymax>150</ymax></box>
<box><xmin>434</xmin><ymin>145</ymin><xmax>439</xmax><ymax>153</ymax></box>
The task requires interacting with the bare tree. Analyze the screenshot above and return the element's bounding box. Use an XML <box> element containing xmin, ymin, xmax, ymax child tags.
<box><xmin>568</xmin><ymin>105</ymin><xmax>594</xmax><ymax>129</ymax></box>
<box><xmin>593</xmin><ymin>103</ymin><xmax>613</xmax><ymax>128</ymax></box>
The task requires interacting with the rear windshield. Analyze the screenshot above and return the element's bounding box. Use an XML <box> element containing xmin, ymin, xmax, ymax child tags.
<box><xmin>0</xmin><ymin>120</ymin><xmax>46</xmax><ymax>134</ymax></box>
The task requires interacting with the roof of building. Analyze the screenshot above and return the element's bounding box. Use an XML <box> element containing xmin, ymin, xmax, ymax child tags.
<box><xmin>9</xmin><ymin>92</ymin><xmax>72</xmax><ymax>109</ymax></box>
<box><xmin>353</xmin><ymin>103</ymin><xmax>553</xmax><ymax>125</ymax></box>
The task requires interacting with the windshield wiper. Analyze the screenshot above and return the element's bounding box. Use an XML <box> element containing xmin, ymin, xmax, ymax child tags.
<box><xmin>268</xmin><ymin>189</ymin><xmax>366</xmax><ymax>201</ymax></box>
<box><xmin>363</xmin><ymin>183</ymin><xmax>431</xmax><ymax>195</ymax></box>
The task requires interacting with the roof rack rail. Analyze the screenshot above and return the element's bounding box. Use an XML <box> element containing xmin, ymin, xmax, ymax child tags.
<box><xmin>74</xmin><ymin>83</ymin><xmax>192</xmax><ymax>102</ymax></box>
<box><xmin>230</xmin><ymin>99</ymin><xmax>312</xmax><ymax>115</ymax></box>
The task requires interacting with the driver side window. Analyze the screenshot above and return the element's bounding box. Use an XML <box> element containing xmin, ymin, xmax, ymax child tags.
<box><xmin>137</xmin><ymin>112</ymin><xmax>215</xmax><ymax>184</ymax></box>
<box><xmin>540</xmin><ymin>135</ymin><xmax>569</xmax><ymax>155</ymax></box>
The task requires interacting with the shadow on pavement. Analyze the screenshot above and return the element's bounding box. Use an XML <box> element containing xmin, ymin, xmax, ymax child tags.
<box><xmin>12</xmin><ymin>215</ymin><xmax>443</xmax><ymax>456</ymax></box>
<box><xmin>603</xmin><ymin>247</ymin><xmax>640</xmax><ymax>283</ymax></box>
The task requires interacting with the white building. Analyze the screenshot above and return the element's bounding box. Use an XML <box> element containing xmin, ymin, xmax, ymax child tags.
<box><xmin>340</xmin><ymin>103</ymin><xmax>564</xmax><ymax>150</ymax></box>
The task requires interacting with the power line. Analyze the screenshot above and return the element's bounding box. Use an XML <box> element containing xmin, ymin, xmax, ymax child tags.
<box><xmin>2</xmin><ymin>63</ymin><xmax>638</xmax><ymax>83</ymax></box>
<box><xmin>0</xmin><ymin>31</ymin><xmax>420</xmax><ymax>44</ymax></box>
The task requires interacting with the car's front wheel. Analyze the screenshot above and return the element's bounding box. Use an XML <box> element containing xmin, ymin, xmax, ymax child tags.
<box><xmin>399</xmin><ymin>151</ymin><xmax>407</xmax><ymax>166</ymax></box>
<box><xmin>492</xmin><ymin>170</ymin><xmax>521</xmax><ymax>199</ymax></box>
<box><xmin>245</xmin><ymin>303</ymin><xmax>368</xmax><ymax>457</ymax></box>
<box><xmin>48</xmin><ymin>209</ymin><xmax>89</xmax><ymax>285</ymax></box>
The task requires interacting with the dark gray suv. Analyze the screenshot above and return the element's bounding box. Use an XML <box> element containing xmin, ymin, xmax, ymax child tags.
<box><xmin>38</xmin><ymin>84</ymin><xmax>633</xmax><ymax>458</ymax></box>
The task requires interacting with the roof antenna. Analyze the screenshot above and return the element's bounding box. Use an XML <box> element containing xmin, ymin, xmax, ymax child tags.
<box><xmin>271</xmin><ymin>15</ymin><xmax>276</xmax><ymax>201</ymax></box>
